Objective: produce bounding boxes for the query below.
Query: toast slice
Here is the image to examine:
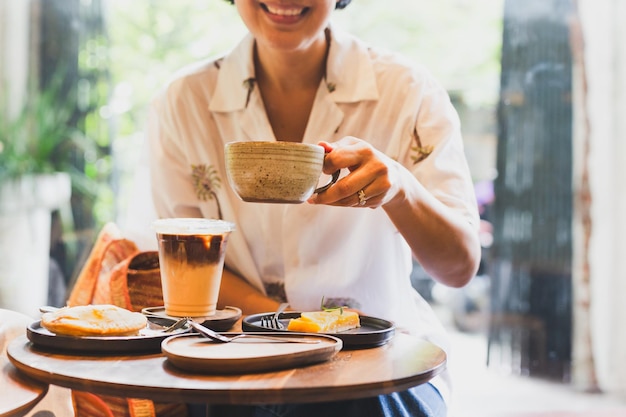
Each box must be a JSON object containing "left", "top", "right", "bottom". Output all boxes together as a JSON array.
[{"left": 41, "top": 304, "right": 147, "bottom": 336}]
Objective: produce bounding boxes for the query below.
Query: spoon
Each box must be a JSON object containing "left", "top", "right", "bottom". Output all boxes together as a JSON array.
[
  {"left": 188, "top": 321, "right": 319, "bottom": 344},
  {"left": 160, "top": 317, "right": 189, "bottom": 333}
]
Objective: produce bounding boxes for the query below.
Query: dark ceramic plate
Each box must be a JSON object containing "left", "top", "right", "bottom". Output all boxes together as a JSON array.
[
  {"left": 242, "top": 312, "right": 395, "bottom": 349},
  {"left": 141, "top": 306, "right": 242, "bottom": 332},
  {"left": 26, "top": 316, "right": 190, "bottom": 354}
]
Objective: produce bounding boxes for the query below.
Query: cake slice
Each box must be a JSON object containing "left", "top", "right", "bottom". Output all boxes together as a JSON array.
[{"left": 287, "top": 309, "right": 360, "bottom": 333}]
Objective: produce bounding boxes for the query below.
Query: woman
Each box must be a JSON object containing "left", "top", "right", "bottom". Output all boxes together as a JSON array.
[{"left": 147, "top": 1, "right": 481, "bottom": 415}]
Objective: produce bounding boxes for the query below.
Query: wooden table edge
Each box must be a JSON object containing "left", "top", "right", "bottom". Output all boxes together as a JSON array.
[
  {"left": 8, "top": 356, "right": 445, "bottom": 405},
  {"left": 8, "top": 334, "right": 447, "bottom": 405},
  {"left": 0, "top": 361, "right": 49, "bottom": 417}
]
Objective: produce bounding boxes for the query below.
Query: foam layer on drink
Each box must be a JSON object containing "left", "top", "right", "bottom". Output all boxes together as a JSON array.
[{"left": 153, "top": 218, "right": 235, "bottom": 236}]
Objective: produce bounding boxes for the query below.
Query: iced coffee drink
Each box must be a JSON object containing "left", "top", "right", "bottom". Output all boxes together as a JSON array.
[{"left": 153, "top": 218, "right": 235, "bottom": 317}]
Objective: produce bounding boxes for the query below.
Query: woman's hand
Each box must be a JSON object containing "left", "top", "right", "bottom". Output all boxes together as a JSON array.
[
  {"left": 307, "top": 137, "right": 401, "bottom": 208},
  {"left": 308, "top": 136, "right": 481, "bottom": 288}
]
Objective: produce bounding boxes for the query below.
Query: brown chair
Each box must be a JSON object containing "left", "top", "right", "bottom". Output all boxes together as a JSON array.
[{"left": 66, "top": 223, "right": 188, "bottom": 417}]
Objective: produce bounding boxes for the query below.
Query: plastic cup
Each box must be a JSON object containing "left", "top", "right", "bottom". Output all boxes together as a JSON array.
[{"left": 153, "top": 218, "right": 235, "bottom": 317}]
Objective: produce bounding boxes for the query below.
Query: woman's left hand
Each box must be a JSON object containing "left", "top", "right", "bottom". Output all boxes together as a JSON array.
[{"left": 307, "top": 137, "right": 401, "bottom": 208}]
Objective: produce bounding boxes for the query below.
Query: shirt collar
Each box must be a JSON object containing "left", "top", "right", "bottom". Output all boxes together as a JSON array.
[
  {"left": 209, "top": 26, "right": 379, "bottom": 113},
  {"left": 325, "top": 26, "right": 379, "bottom": 103}
]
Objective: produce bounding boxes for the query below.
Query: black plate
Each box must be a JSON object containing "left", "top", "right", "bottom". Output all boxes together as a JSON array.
[
  {"left": 141, "top": 306, "right": 242, "bottom": 332},
  {"left": 26, "top": 317, "right": 190, "bottom": 354},
  {"left": 242, "top": 312, "right": 395, "bottom": 349}
]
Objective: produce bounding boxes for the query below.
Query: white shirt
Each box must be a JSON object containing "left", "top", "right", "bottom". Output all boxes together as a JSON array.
[{"left": 146, "top": 27, "right": 479, "bottom": 403}]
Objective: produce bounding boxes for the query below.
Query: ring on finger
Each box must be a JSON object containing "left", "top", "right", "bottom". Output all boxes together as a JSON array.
[{"left": 357, "top": 189, "right": 367, "bottom": 206}]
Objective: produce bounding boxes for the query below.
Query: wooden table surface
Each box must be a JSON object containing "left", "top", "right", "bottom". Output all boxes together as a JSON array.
[
  {"left": 7, "top": 332, "right": 446, "bottom": 405},
  {"left": 0, "top": 354, "right": 48, "bottom": 417}
]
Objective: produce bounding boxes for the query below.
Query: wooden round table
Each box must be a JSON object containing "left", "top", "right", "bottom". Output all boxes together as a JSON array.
[
  {"left": 1, "top": 355, "right": 48, "bottom": 417},
  {"left": 7, "top": 333, "right": 446, "bottom": 405}
]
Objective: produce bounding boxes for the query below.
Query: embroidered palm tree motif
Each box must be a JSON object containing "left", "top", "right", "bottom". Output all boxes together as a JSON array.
[
  {"left": 191, "top": 164, "right": 223, "bottom": 220},
  {"left": 411, "top": 145, "right": 434, "bottom": 163},
  {"left": 410, "top": 127, "right": 433, "bottom": 164}
]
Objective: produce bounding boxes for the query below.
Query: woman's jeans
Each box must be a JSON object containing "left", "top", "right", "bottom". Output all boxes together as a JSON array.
[{"left": 191, "top": 383, "right": 446, "bottom": 417}]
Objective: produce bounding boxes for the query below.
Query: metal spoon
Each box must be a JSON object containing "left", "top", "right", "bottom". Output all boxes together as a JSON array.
[
  {"left": 188, "top": 321, "right": 319, "bottom": 344},
  {"left": 160, "top": 317, "right": 189, "bottom": 333}
]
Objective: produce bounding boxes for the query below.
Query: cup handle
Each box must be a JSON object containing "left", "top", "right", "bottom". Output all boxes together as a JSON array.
[{"left": 314, "top": 170, "right": 340, "bottom": 194}]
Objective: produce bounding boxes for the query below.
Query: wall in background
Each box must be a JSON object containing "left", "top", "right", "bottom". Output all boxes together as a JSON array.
[{"left": 0, "top": 0, "right": 30, "bottom": 113}]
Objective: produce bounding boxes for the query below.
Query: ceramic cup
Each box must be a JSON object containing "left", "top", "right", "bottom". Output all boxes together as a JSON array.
[
  {"left": 153, "top": 218, "right": 235, "bottom": 317},
  {"left": 224, "top": 141, "right": 340, "bottom": 204}
]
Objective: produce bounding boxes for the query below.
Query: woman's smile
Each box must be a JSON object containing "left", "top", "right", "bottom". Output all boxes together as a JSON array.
[
  {"left": 259, "top": 2, "right": 311, "bottom": 24},
  {"left": 236, "top": 0, "right": 334, "bottom": 53}
]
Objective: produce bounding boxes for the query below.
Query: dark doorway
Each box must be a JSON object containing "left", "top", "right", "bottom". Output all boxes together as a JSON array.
[{"left": 488, "top": 0, "right": 574, "bottom": 381}]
